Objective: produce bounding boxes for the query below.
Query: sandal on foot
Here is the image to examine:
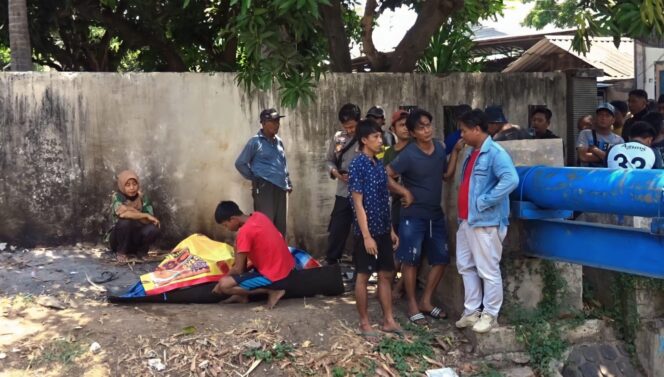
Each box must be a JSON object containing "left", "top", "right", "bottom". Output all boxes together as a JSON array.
[
  {"left": 359, "top": 331, "right": 382, "bottom": 342},
  {"left": 382, "top": 328, "right": 405, "bottom": 337},
  {"left": 408, "top": 312, "right": 427, "bottom": 325},
  {"left": 424, "top": 307, "right": 448, "bottom": 319}
]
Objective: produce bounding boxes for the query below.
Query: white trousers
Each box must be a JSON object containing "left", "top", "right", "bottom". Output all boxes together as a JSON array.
[{"left": 456, "top": 221, "right": 506, "bottom": 317}]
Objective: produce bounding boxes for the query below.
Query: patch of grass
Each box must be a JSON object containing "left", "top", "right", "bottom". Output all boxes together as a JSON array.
[
  {"left": 332, "top": 366, "right": 346, "bottom": 377},
  {"left": 36, "top": 338, "right": 85, "bottom": 365},
  {"left": 375, "top": 323, "right": 434, "bottom": 375},
  {"left": 472, "top": 362, "right": 505, "bottom": 377},
  {"left": 243, "top": 341, "right": 294, "bottom": 362}
]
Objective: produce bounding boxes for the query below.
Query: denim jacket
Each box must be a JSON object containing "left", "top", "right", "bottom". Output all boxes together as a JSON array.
[
  {"left": 235, "top": 130, "right": 292, "bottom": 191},
  {"left": 460, "top": 137, "right": 519, "bottom": 228}
]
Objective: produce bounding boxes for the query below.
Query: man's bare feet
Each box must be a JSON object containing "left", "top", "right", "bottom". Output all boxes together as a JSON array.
[
  {"left": 116, "top": 253, "right": 128, "bottom": 263},
  {"left": 222, "top": 295, "right": 249, "bottom": 304},
  {"left": 265, "top": 289, "right": 286, "bottom": 309}
]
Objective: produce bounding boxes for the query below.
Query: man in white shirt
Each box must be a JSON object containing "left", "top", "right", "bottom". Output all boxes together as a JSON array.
[{"left": 607, "top": 121, "right": 662, "bottom": 169}]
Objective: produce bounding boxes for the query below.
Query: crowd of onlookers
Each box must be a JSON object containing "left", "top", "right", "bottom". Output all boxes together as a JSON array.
[
  {"left": 575, "top": 91, "right": 664, "bottom": 169},
  {"left": 104, "top": 90, "right": 664, "bottom": 338}
]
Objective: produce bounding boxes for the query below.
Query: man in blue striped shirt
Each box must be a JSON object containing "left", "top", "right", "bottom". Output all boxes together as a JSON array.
[{"left": 235, "top": 108, "right": 292, "bottom": 236}]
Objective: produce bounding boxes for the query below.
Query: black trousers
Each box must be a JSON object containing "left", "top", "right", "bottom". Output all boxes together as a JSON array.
[
  {"left": 252, "top": 178, "right": 287, "bottom": 236},
  {"left": 325, "top": 195, "right": 353, "bottom": 264},
  {"left": 110, "top": 219, "right": 160, "bottom": 255}
]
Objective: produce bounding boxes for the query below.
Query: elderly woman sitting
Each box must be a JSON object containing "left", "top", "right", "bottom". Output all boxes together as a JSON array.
[{"left": 108, "top": 170, "right": 161, "bottom": 263}]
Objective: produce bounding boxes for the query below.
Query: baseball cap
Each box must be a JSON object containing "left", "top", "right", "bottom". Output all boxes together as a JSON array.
[
  {"left": 485, "top": 105, "right": 508, "bottom": 123},
  {"left": 260, "top": 108, "right": 285, "bottom": 122},
  {"left": 596, "top": 102, "right": 615, "bottom": 116},
  {"left": 366, "top": 106, "right": 385, "bottom": 119},
  {"left": 391, "top": 110, "right": 408, "bottom": 125}
]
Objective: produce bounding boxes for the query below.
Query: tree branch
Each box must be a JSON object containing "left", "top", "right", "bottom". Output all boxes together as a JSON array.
[
  {"left": 388, "top": 0, "right": 464, "bottom": 72},
  {"left": 74, "top": 0, "right": 187, "bottom": 71},
  {"left": 360, "top": 0, "right": 388, "bottom": 71},
  {"left": 319, "top": 0, "right": 352, "bottom": 72}
]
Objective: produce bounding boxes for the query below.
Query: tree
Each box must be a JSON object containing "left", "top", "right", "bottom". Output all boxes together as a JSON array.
[
  {"left": 0, "top": 0, "right": 488, "bottom": 105},
  {"left": 522, "top": 0, "right": 664, "bottom": 53},
  {"left": 417, "top": 0, "right": 503, "bottom": 73},
  {"left": 8, "top": 0, "right": 32, "bottom": 71}
]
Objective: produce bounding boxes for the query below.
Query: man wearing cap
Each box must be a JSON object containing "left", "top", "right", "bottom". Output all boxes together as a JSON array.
[
  {"left": 485, "top": 106, "right": 530, "bottom": 141},
  {"left": 576, "top": 103, "right": 624, "bottom": 167},
  {"left": 235, "top": 108, "right": 292, "bottom": 236},
  {"left": 367, "top": 106, "right": 395, "bottom": 147}
]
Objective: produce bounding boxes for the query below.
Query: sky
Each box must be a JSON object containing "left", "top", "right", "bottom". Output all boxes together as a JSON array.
[{"left": 358, "top": 0, "right": 564, "bottom": 56}]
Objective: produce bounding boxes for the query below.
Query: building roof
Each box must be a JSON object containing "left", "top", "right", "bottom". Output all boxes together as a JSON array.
[{"left": 502, "top": 36, "right": 634, "bottom": 80}]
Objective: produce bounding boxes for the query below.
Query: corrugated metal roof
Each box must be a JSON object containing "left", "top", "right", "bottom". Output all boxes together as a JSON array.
[{"left": 503, "top": 36, "right": 633, "bottom": 79}]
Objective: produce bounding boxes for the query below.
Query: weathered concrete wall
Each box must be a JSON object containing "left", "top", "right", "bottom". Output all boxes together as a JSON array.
[{"left": 0, "top": 72, "right": 568, "bottom": 252}]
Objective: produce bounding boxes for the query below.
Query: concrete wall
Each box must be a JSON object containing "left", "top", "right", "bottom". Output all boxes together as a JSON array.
[{"left": 0, "top": 72, "right": 568, "bottom": 253}]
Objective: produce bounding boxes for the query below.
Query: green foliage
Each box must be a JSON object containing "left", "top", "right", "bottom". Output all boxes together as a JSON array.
[
  {"left": 332, "top": 366, "right": 346, "bottom": 377},
  {"left": 522, "top": 0, "right": 664, "bottom": 54},
  {"left": 342, "top": 0, "right": 363, "bottom": 48},
  {"left": 375, "top": 323, "right": 433, "bottom": 375},
  {"left": 607, "top": 274, "right": 664, "bottom": 349},
  {"left": 243, "top": 341, "right": 295, "bottom": 362},
  {"left": 471, "top": 363, "right": 505, "bottom": 377},
  {"left": 503, "top": 261, "right": 570, "bottom": 377},
  {"left": 37, "top": 339, "right": 85, "bottom": 365},
  {"left": 417, "top": 0, "right": 504, "bottom": 73},
  {"left": 232, "top": 0, "right": 329, "bottom": 107}
]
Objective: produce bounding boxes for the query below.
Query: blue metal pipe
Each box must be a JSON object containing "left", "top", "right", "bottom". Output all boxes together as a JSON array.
[
  {"left": 513, "top": 166, "right": 664, "bottom": 217},
  {"left": 522, "top": 219, "right": 664, "bottom": 279}
]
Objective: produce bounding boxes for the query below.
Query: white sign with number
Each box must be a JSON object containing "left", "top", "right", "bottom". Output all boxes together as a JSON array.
[{"left": 607, "top": 142, "right": 656, "bottom": 169}]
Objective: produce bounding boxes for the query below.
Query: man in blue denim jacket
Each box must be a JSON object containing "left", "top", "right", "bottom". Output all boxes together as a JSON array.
[{"left": 454, "top": 109, "right": 519, "bottom": 334}]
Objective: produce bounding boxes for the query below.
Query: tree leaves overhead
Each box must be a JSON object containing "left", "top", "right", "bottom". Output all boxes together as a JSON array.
[
  {"left": 0, "top": 0, "right": 504, "bottom": 106},
  {"left": 522, "top": 0, "right": 664, "bottom": 54},
  {"left": 417, "top": 0, "right": 504, "bottom": 73}
]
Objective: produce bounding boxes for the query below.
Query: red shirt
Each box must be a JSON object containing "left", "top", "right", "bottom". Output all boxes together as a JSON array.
[
  {"left": 458, "top": 149, "right": 481, "bottom": 220},
  {"left": 236, "top": 212, "right": 294, "bottom": 281}
]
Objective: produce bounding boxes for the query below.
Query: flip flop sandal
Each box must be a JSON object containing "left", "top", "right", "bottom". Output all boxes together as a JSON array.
[
  {"left": 359, "top": 331, "right": 382, "bottom": 342},
  {"left": 382, "top": 328, "right": 405, "bottom": 338},
  {"left": 408, "top": 312, "right": 427, "bottom": 325},
  {"left": 91, "top": 271, "right": 119, "bottom": 284},
  {"left": 425, "top": 307, "right": 448, "bottom": 319}
]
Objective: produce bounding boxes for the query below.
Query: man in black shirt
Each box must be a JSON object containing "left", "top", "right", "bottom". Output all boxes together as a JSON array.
[
  {"left": 530, "top": 107, "right": 559, "bottom": 139},
  {"left": 622, "top": 90, "right": 649, "bottom": 141}
]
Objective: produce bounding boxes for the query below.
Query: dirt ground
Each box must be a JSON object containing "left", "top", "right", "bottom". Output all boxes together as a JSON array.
[{"left": 0, "top": 245, "right": 490, "bottom": 377}]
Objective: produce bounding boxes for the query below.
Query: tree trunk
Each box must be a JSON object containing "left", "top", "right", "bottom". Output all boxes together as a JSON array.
[
  {"left": 388, "top": 0, "right": 463, "bottom": 72},
  {"left": 8, "top": 0, "right": 33, "bottom": 71},
  {"left": 320, "top": 0, "right": 352, "bottom": 72}
]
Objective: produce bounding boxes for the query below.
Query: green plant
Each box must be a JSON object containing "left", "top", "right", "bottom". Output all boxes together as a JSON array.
[
  {"left": 472, "top": 363, "right": 505, "bottom": 377},
  {"left": 243, "top": 342, "right": 295, "bottom": 362},
  {"left": 504, "top": 260, "right": 571, "bottom": 377},
  {"left": 332, "top": 366, "right": 346, "bottom": 377},
  {"left": 37, "top": 339, "right": 85, "bottom": 365},
  {"left": 375, "top": 324, "right": 434, "bottom": 375}
]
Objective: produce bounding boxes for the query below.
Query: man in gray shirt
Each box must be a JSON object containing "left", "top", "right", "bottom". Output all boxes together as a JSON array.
[
  {"left": 577, "top": 103, "right": 624, "bottom": 167},
  {"left": 325, "top": 103, "right": 362, "bottom": 265}
]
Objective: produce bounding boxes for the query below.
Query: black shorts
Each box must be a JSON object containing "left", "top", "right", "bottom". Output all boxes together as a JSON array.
[{"left": 354, "top": 233, "right": 395, "bottom": 274}]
